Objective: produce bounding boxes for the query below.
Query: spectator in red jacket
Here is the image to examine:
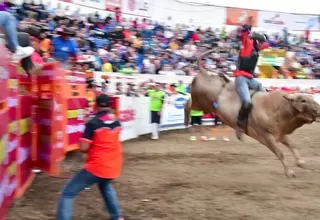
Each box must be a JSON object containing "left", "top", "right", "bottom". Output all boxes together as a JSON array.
[{"left": 191, "top": 31, "right": 200, "bottom": 42}]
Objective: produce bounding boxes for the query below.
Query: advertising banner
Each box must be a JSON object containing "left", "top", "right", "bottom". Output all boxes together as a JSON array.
[
  {"left": 258, "top": 49, "right": 287, "bottom": 66},
  {"left": 69, "top": 0, "right": 106, "bottom": 10},
  {"left": 257, "top": 11, "right": 292, "bottom": 30},
  {"left": 226, "top": 8, "right": 258, "bottom": 26},
  {"left": 105, "top": 0, "right": 122, "bottom": 11},
  {"left": 121, "top": 0, "right": 152, "bottom": 17},
  {"left": 290, "top": 15, "right": 319, "bottom": 31},
  {"left": 161, "top": 94, "right": 188, "bottom": 128},
  {"left": 118, "top": 96, "right": 137, "bottom": 141}
]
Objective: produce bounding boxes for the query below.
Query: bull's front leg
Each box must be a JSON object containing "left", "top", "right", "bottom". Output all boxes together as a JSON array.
[
  {"left": 279, "top": 135, "right": 306, "bottom": 169},
  {"left": 260, "top": 134, "right": 295, "bottom": 178}
]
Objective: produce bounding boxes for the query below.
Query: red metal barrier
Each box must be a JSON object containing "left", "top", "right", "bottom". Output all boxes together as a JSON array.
[
  {"left": 65, "top": 71, "right": 86, "bottom": 152},
  {"left": 32, "top": 62, "right": 67, "bottom": 176},
  {"left": 1, "top": 60, "right": 121, "bottom": 218},
  {"left": 0, "top": 46, "right": 12, "bottom": 220}
]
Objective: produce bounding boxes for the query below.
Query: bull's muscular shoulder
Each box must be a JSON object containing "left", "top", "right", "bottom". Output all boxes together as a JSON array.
[{"left": 254, "top": 90, "right": 287, "bottom": 112}]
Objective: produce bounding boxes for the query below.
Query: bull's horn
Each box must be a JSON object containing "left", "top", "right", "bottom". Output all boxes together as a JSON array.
[{"left": 196, "top": 49, "right": 216, "bottom": 75}]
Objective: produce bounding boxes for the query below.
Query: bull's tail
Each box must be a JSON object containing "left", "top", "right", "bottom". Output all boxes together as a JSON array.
[
  {"left": 196, "top": 49, "right": 216, "bottom": 75},
  {"left": 184, "top": 99, "right": 191, "bottom": 126}
]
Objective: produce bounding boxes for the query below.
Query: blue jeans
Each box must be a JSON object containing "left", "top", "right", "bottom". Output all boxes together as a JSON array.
[
  {"left": 137, "top": 53, "right": 144, "bottom": 73},
  {"left": 0, "top": 11, "right": 19, "bottom": 52},
  {"left": 235, "top": 76, "right": 266, "bottom": 104},
  {"left": 57, "top": 169, "right": 122, "bottom": 220}
]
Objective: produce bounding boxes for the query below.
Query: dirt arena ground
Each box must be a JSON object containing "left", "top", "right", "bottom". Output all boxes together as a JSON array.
[{"left": 7, "top": 124, "right": 320, "bottom": 220}]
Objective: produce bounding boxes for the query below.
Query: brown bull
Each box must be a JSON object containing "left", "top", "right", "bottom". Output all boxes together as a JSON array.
[{"left": 185, "top": 49, "right": 320, "bottom": 178}]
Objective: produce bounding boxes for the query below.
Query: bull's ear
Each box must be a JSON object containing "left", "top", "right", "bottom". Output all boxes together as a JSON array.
[{"left": 283, "top": 93, "right": 296, "bottom": 101}]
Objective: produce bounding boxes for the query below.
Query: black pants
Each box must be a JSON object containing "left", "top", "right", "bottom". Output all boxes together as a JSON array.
[
  {"left": 191, "top": 116, "right": 202, "bottom": 125},
  {"left": 150, "top": 111, "right": 161, "bottom": 124},
  {"left": 214, "top": 115, "right": 222, "bottom": 126},
  {"left": 17, "top": 32, "right": 34, "bottom": 73}
]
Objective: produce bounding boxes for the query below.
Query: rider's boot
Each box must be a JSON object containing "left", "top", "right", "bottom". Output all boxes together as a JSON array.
[
  {"left": 235, "top": 102, "right": 252, "bottom": 141},
  {"left": 237, "top": 102, "right": 253, "bottom": 130}
]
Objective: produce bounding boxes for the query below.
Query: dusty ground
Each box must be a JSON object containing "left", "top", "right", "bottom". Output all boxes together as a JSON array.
[{"left": 7, "top": 124, "right": 320, "bottom": 220}]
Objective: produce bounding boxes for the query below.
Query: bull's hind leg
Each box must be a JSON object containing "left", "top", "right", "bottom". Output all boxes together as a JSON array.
[
  {"left": 260, "top": 134, "right": 295, "bottom": 178},
  {"left": 279, "top": 135, "right": 306, "bottom": 169}
]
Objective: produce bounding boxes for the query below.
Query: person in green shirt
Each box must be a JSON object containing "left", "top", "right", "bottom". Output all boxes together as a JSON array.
[
  {"left": 146, "top": 83, "right": 166, "bottom": 140},
  {"left": 188, "top": 95, "right": 208, "bottom": 141},
  {"left": 175, "top": 80, "right": 187, "bottom": 94}
]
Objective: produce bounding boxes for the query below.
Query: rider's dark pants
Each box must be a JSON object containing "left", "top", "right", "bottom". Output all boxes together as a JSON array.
[{"left": 17, "top": 32, "right": 35, "bottom": 73}]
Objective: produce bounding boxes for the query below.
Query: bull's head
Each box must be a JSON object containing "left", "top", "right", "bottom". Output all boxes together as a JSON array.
[{"left": 284, "top": 93, "right": 320, "bottom": 123}]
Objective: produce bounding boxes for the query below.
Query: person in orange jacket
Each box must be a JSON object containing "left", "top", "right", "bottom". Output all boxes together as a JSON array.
[{"left": 57, "top": 94, "right": 124, "bottom": 220}]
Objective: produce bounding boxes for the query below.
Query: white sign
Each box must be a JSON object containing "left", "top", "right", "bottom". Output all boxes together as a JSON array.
[
  {"left": 119, "top": 96, "right": 138, "bottom": 141},
  {"left": 106, "top": 0, "right": 121, "bottom": 10},
  {"left": 290, "top": 15, "right": 319, "bottom": 31},
  {"left": 71, "top": 0, "right": 106, "bottom": 10},
  {"left": 258, "top": 11, "right": 293, "bottom": 30},
  {"left": 161, "top": 94, "right": 189, "bottom": 128},
  {"left": 121, "top": 0, "right": 152, "bottom": 17}
]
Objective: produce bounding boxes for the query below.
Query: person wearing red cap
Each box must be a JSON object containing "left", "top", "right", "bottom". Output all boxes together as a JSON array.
[{"left": 57, "top": 94, "right": 124, "bottom": 220}]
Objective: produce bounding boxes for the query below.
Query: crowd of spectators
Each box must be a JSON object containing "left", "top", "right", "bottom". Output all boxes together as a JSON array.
[{"left": 1, "top": 0, "right": 320, "bottom": 79}]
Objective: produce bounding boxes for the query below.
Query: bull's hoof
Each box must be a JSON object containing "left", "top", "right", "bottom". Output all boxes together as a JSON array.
[
  {"left": 285, "top": 169, "right": 296, "bottom": 178},
  {"left": 235, "top": 129, "right": 244, "bottom": 142},
  {"left": 297, "top": 160, "right": 307, "bottom": 169}
]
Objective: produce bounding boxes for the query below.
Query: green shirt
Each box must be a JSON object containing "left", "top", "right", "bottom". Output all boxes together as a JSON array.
[
  {"left": 148, "top": 90, "right": 165, "bottom": 111},
  {"left": 175, "top": 85, "right": 186, "bottom": 94},
  {"left": 189, "top": 95, "right": 203, "bottom": 116}
]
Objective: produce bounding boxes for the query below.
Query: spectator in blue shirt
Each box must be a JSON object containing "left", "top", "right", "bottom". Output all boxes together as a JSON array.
[{"left": 52, "top": 28, "right": 78, "bottom": 65}]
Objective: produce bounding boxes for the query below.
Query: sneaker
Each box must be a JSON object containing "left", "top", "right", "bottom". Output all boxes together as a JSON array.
[
  {"left": 189, "top": 136, "right": 197, "bottom": 141},
  {"left": 223, "top": 137, "right": 230, "bottom": 142},
  {"left": 12, "top": 46, "right": 35, "bottom": 62},
  {"left": 32, "top": 169, "right": 41, "bottom": 173},
  {"left": 201, "top": 136, "right": 208, "bottom": 141},
  {"left": 209, "top": 137, "right": 217, "bottom": 141},
  {"left": 151, "top": 136, "right": 159, "bottom": 140}
]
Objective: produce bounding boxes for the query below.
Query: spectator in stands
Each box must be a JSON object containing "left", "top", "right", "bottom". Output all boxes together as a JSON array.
[
  {"left": 0, "top": 11, "right": 34, "bottom": 62},
  {"left": 126, "top": 83, "right": 139, "bottom": 97},
  {"left": 51, "top": 28, "right": 78, "bottom": 66},
  {"left": 30, "top": 36, "right": 44, "bottom": 64},
  {"left": 57, "top": 94, "right": 124, "bottom": 220},
  {"left": 3, "top": 0, "right": 320, "bottom": 79},
  {"left": 115, "top": 82, "right": 123, "bottom": 95},
  {"left": 102, "top": 57, "right": 113, "bottom": 72},
  {"left": 133, "top": 33, "right": 144, "bottom": 73},
  {"left": 39, "top": 28, "right": 52, "bottom": 61}
]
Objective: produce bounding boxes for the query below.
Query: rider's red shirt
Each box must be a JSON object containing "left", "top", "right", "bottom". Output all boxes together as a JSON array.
[{"left": 234, "top": 27, "right": 269, "bottom": 78}]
